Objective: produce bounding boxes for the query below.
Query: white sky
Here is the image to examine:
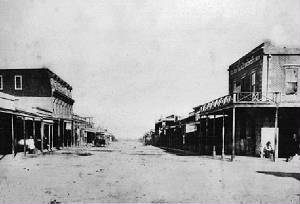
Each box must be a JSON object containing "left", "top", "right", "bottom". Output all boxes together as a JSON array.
[{"left": 0, "top": 0, "right": 299, "bottom": 139}]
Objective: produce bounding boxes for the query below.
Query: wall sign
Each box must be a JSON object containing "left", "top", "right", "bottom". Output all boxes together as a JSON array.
[{"left": 230, "top": 55, "right": 261, "bottom": 75}]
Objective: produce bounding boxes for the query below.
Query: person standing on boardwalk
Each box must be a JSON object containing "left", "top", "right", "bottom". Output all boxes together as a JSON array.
[{"left": 286, "top": 133, "right": 298, "bottom": 162}]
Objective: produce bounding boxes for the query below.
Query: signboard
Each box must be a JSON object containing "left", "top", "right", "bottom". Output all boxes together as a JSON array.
[
  {"left": 230, "top": 55, "right": 261, "bottom": 76},
  {"left": 186, "top": 123, "right": 197, "bottom": 133},
  {"left": 66, "top": 122, "right": 72, "bottom": 130}
]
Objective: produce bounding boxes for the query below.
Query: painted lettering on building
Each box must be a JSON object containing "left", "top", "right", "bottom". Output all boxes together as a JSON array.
[{"left": 230, "top": 55, "right": 261, "bottom": 75}]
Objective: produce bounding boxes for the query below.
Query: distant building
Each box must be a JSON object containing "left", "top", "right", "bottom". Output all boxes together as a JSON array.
[{"left": 154, "top": 115, "right": 180, "bottom": 147}]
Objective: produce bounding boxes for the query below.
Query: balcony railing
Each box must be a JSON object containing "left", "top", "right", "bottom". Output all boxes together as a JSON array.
[
  {"left": 196, "top": 92, "right": 279, "bottom": 114},
  {"left": 234, "top": 92, "right": 278, "bottom": 103}
]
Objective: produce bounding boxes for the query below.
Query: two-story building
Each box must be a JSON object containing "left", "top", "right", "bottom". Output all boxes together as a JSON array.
[
  {"left": 193, "top": 41, "right": 300, "bottom": 159},
  {"left": 0, "top": 68, "right": 75, "bottom": 152}
]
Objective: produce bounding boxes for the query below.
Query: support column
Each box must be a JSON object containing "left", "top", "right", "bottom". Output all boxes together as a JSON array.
[
  {"left": 23, "top": 118, "right": 26, "bottom": 156},
  {"left": 33, "top": 120, "right": 36, "bottom": 140},
  {"left": 51, "top": 125, "right": 54, "bottom": 149},
  {"left": 71, "top": 120, "right": 74, "bottom": 147},
  {"left": 221, "top": 112, "right": 225, "bottom": 160},
  {"left": 274, "top": 106, "right": 279, "bottom": 161},
  {"left": 58, "top": 120, "right": 60, "bottom": 148},
  {"left": 62, "top": 121, "right": 65, "bottom": 148},
  {"left": 48, "top": 124, "right": 51, "bottom": 150},
  {"left": 41, "top": 122, "right": 44, "bottom": 152},
  {"left": 11, "top": 115, "right": 14, "bottom": 157},
  {"left": 198, "top": 116, "right": 201, "bottom": 154},
  {"left": 231, "top": 107, "right": 236, "bottom": 161},
  {"left": 213, "top": 115, "right": 216, "bottom": 157},
  {"left": 205, "top": 115, "right": 209, "bottom": 155}
]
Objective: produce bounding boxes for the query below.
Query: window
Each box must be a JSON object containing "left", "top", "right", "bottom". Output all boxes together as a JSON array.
[
  {"left": 285, "top": 67, "right": 298, "bottom": 95},
  {"left": 14, "top": 75, "right": 22, "bottom": 90},
  {"left": 251, "top": 72, "right": 256, "bottom": 92},
  {"left": 233, "top": 81, "right": 241, "bottom": 93},
  {"left": 0, "top": 75, "right": 2, "bottom": 90}
]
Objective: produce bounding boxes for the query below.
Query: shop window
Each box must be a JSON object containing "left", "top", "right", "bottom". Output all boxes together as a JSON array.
[
  {"left": 285, "top": 67, "right": 298, "bottom": 95},
  {"left": 14, "top": 75, "right": 22, "bottom": 90}
]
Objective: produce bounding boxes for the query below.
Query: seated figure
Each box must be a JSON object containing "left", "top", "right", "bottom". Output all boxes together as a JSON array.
[{"left": 263, "top": 141, "right": 274, "bottom": 158}]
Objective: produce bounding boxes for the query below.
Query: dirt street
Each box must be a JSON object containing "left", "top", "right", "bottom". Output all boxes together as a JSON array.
[{"left": 0, "top": 140, "right": 299, "bottom": 203}]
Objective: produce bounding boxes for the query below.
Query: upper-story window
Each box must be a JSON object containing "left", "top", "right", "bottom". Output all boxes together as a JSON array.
[
  {"left": 14, "top": 75, "right": 22, "bottom": 90},
  {"left": 285, "top": 66, "right": 298, "bottom": 95},
  {"left": 0, "top": 75, "right": 3, "bottom": 90},
  {"left": 233, "top": 80, "right": 241, "bottom": 93}
]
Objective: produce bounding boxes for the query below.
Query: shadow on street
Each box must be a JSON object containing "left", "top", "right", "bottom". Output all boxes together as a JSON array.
[
  {"left": 257, "top": 171, "right": 300, "bottom": 181},
  {"left": 0, "top": 154, "right": 6, "bottom": 160}
]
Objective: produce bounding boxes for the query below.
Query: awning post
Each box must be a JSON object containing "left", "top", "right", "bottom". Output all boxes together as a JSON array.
[
  {"left": 23, "top": 118, "right": 26, "bottom": 156},
  {"left": 198, "top": 116, "right": 201, "bottom": 154},
  {"left": 205, "top": 115, "right": 209, "bottom": 155},
  {"left": 221, "top": 112, "right": 225, "bottom": 160},
  {"left": 273, "top": 105, "right": 279, "bottom": 161},
  {"left": 231, "top": 107, "right": 236, "bottom": 161},
  {"left": 41, "top": 122, "right": 44, "bottom": 152},
  {"left": 11, "top": 115, "right": 15, "bottom": 157},
  {"left": 213, "top": 115, "right": 216, "bottom": 158}
]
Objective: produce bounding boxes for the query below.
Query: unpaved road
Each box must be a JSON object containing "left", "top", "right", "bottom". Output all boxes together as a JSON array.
[{"left": 0, "top": 140, "right": 299, "bottom": 203}]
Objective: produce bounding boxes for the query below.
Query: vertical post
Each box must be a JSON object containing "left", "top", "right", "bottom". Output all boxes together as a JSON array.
[
  {"left": 51, "top": 125, "right": 54, "bottom": 149},
  {"left": 274, "top": 105, "right": 279, "bottom": 161},
  {"left": 23, "top": 118, "right": 26, "bottom": 156},
  {"left": 41, "top": 122, "right": 44, "bottom": 152},
  {"left": 198, "top": 116, "right": 201, "bottom": 154},
  {"left": 205, "top": 115, "right": 209, "bottom": 155},
  {"left": 231, "top": 107, "right": 236, "bottom": 161},
  {"left": 48, "top": 124, "right": 50, "bottom": 150},
  {"left": 58, "top": 120, "right": 60, "bottom": 148},
  {"left": 33, "top": 120, "right": 36, "bottom": 140},
  {"left": 222, "top": 112, "right": 225, "bottom": 160},
  {"left": 62, "top": 121, "right": 65, "bottom": 148},
  {"left": 71, "top": 120, "right": 74, "bottom": 147},
  {"left": 11, "top": 115, "right": 15, "bottom": 157},
  {"left": 213, "top": 115, "right": 216, "bottom": 158}
]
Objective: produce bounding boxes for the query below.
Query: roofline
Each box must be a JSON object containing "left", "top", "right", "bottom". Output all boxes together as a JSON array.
[
  {"left": 0, "top": 67, "right": 73, "bottom": 90},
  {"left": 228, "top": 42, "right": 265, "bottom": 71},
  {"left": 45, "top": 68, "right": 73, "bottom": 90},
  {"left": 228, "top": 41, "right": 300, "bottom": 71}
]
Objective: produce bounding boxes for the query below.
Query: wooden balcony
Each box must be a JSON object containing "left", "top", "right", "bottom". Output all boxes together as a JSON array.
[{"left": 194, "top": 92, "right": 280, "bottom": 114}]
